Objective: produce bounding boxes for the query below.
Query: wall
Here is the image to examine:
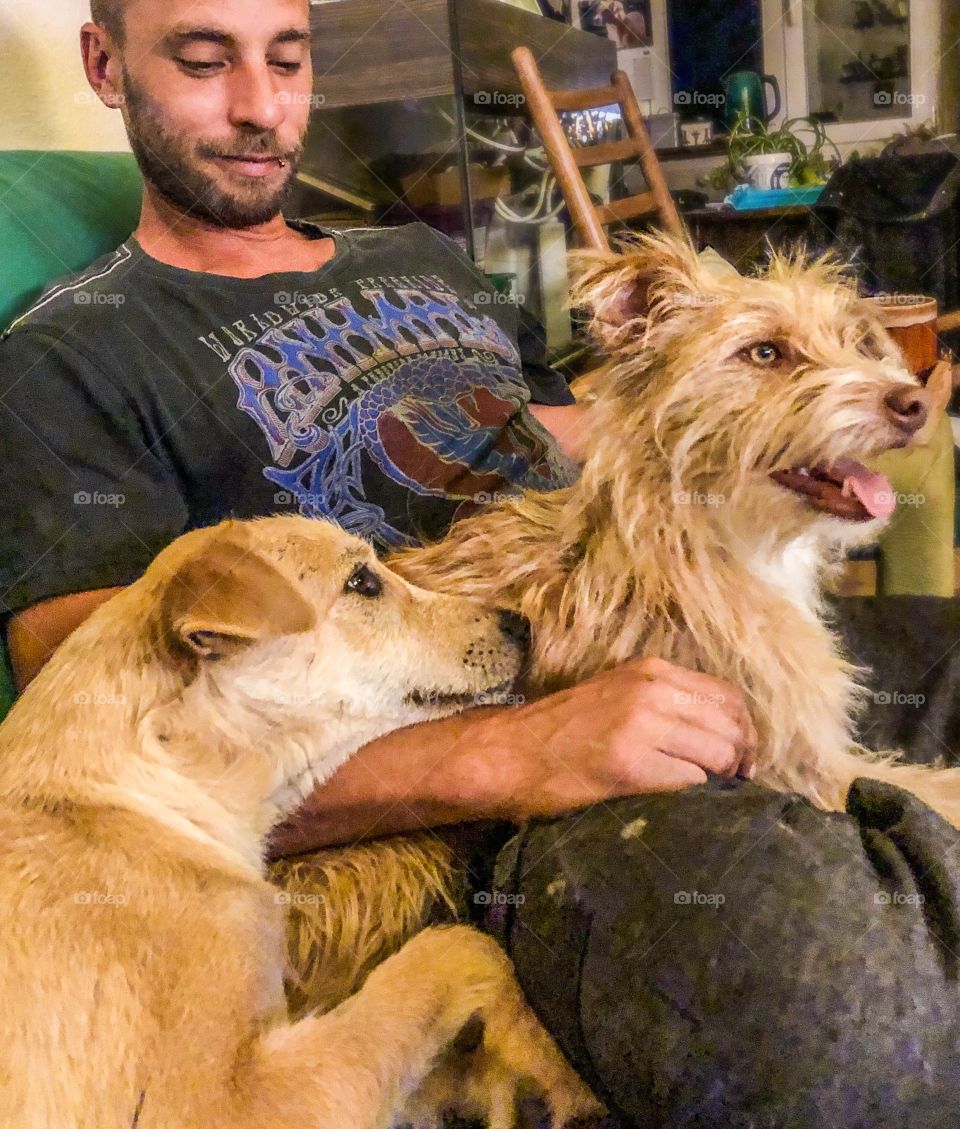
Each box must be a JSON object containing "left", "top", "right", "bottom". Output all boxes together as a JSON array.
[{"left": 0, "top": 0, "right": 129, "bottom": 151}]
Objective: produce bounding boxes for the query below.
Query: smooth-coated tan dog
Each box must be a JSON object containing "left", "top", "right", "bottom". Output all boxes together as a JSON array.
[
  {"left": 275, "top": 232, "right": 960, "bottom": 1022},
  {"left": 0, "top": 514, "right": 597, "bottom": 1129}
]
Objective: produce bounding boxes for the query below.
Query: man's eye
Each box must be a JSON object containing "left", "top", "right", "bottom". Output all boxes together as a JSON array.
[
  {"left": 741, "top": 340, "right": 783, "bottom": 366},
  {"left": 176, "top": 59, "right": 224, "bottom": 74},
  {"left": 344, "top": 564, "right": 382, "bottom": 599},
  {"left": 271, "top": 60, "right": 303, "bottom": 73}
]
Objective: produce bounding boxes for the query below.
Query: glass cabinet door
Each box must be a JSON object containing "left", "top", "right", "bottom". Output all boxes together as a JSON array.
[
  {"left": 761, "top": 0, "right": 939, "bottom": 144},
  {"left": 803, "top": 0, "right": 911, "bottom": 123}
]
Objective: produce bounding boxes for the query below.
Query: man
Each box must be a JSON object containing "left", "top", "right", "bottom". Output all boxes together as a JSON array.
[{"left": 0, "top": 0, "right": 755, "bottom": 855}]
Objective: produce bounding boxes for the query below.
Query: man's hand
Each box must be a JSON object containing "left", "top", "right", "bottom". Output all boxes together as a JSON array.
[
  {"left": 473, "top": 656, "right": 756, "bottom": 820},
  {"left": 269, "top": 655, "right": 756, "bottom": 855}
]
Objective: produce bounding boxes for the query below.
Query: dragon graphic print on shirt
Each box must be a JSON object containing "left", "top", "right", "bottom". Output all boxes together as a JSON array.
[{"left": 219, "top": 271, "right": 574, "bottom": 548}]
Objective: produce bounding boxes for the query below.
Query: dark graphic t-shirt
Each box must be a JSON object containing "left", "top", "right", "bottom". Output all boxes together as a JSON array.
[{"left": 0, "top": 221, "right": 576, "bottom": 614}]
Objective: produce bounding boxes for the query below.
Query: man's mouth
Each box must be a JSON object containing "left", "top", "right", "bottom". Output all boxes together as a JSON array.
[
  {"left": 770, "top": 460, "right": 895, "bottom": 522},
  {"left": 212, "top": 154, "right": 286, "bottom": 178}
]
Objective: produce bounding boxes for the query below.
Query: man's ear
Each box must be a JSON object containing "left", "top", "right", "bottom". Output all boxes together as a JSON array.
[
  {"left": 569, "top": 230, "right": 712, "bottom": 350},
  {"left": 161, "top": 537, "right": 315, "bottom": 660},
  {"left": 79, "top": 23, "right": 125, "bottom": 110}
]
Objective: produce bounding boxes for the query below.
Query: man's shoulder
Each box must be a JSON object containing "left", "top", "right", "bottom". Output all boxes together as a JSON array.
[
  {"left": 2, "top": 243, "right": 137, "bottom": 343},
  {"left": 333, "top": 221, "right": 478, "bottom": 274}
]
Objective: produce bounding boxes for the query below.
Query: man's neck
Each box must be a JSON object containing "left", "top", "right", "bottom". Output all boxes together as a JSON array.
[{"left": 132, "top": 185, "right": 336, "bottom": 279}]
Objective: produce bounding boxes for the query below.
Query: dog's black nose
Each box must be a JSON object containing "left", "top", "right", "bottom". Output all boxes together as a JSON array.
[
  {"left": 883, "top": 384, "right": 929, "bottom": 435},
  {"left": 498, "top": 609, "right": 531, "bottom": 651}
]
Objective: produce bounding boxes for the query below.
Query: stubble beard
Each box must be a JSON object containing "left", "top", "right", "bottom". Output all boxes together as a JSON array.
[{"left": 121, "top": 64, "right": 305, "bottom": 229}]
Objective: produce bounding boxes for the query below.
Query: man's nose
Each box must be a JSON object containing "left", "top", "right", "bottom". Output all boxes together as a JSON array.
[{"left": 227, "top": 65, "right": 286, "bottom": 132}]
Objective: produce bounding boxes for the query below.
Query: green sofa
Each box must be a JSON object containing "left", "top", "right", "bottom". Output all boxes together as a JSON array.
[
  {"left": 0, "top": 149, "right": 954, "bottom": 721},
  {"left": 0, "top": 151, "right": 141, "bottom": 715}
]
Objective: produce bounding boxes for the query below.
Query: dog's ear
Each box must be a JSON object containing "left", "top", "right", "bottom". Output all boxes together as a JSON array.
[
  {"left": 160, "top": 537, "right": 315, "bottom": 660},
  {"left": 570, "top": 232, "right": 721, "bottom": 349}
]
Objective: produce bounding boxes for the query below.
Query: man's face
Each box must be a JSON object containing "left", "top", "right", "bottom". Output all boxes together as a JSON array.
[{"left": 111, "top": 0, "right": 313, "bottom": 228}]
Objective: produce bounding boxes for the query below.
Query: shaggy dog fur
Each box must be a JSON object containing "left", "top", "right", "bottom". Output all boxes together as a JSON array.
[
  {"left": 0, "top": 515, "right": 597, "bottom": 1129},
  {"left": 272, "top": 232, "right": 960, "bottom": 1023}
]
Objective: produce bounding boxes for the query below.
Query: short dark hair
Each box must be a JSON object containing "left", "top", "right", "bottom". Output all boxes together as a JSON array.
[{"left": 90, "top": 0, "right": 126, "bottom": 45}]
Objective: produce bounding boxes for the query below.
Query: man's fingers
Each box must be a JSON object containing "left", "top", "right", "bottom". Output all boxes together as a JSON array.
[
  {"left": 636, "top": 750, "right": 708, "bottom": 791},
  {"left": 643, "top": 715, "right": 744, "bottom": 777},
  {"left": 639, "top": 679, "right": 752, "bottom": 777},
  {"left": 633, "top": 656, "right": 757, "bottom": 754}
]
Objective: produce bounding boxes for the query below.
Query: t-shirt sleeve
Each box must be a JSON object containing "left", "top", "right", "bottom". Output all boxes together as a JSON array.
[
  {"left": 515, "top": 304, "right": 576, "bottom": 407},
  {"left": 0, "top": 328, "right": 189, "bottom": 615}
]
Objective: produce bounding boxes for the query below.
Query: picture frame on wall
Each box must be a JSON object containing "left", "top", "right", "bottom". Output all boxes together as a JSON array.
[
  {"left": 578, "top": 0, "right": 653, "bottom": 47},
  {"left": 536, "top": 0, "right": 573, "bottom": 19}
]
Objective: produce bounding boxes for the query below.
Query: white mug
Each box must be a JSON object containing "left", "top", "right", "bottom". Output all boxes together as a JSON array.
[{"left": 740, "top": 152, "right": 792, "bottom": 190}]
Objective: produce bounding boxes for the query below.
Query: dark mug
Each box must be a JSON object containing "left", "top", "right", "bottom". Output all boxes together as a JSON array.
[{"left": 723, "top": 70, "right": 782, "bottom": 130}]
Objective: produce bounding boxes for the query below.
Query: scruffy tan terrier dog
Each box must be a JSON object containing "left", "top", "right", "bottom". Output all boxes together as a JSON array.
[{"left": 273, "top": 231, "right": 960, "bottom": 1023}]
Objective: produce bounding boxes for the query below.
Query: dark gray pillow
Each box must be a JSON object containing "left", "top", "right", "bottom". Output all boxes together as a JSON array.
[{"left": 488, "top": 778, "right": 960, "bottom": 1129}]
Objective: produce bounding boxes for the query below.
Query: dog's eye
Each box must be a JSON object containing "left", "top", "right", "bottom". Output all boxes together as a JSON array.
[
  {"left": 743, "top": 340, "right": 782, "bottom": 366},
  {"left": 344, "top": 564, "right": 382, "bottom": 598},
  {"left": 860, "top": 333, "right": 886, "bottom": 359}
]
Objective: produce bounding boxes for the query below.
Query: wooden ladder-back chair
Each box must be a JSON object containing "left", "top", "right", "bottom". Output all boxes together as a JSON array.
[{"left": 511, "top": 44, "right": 683, "bottom": 252}]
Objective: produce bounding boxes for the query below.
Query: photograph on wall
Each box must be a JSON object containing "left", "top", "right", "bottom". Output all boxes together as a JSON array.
[{"left": 578, "top": 1, "right": 653, "bottom": 47}]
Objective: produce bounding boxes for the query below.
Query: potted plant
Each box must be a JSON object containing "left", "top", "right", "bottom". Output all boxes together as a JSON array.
[{"left": 703, "top": 114, "right": 842, "bottom": 192}]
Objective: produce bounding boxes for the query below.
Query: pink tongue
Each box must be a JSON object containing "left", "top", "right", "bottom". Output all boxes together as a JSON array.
[{"left": 830, "top": 458, "right": 896, "bottom": 519}]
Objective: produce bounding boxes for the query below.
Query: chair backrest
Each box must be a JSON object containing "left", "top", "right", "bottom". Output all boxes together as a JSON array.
[{"left": 511, "top": 45, "right": 683, "bottom": 251}]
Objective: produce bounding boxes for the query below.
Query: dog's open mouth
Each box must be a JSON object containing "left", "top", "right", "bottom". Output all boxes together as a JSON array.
[{"left": 770, "top": 459, "right": 895, "bottom": 522}]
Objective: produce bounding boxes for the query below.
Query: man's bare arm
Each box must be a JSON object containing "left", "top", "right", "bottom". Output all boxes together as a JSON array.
[
  {"left": 268, "top": 656, "right": 756, "bottom": 857},
  {"left": 7, "top": 588, "right": 124, "bottom": 691},
  {"left": 7, "top": 590, "right": 755, "bottom": 858},
  {"left": 528, "top": 403, "right": 588, "bottom": 462}
]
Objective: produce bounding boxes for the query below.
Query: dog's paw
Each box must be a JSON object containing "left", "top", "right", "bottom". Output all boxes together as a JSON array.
[{"left": 398, "top": 932, "right": 605, "bottom": 1129}]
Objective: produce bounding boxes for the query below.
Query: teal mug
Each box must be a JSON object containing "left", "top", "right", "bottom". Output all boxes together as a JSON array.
[{"left": 723, "top": 70, "right": 782, "bottom": 131}]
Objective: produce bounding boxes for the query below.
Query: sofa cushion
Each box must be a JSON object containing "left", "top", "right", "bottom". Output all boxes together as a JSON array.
[{"left": 0, "top": 150, "right": 141, "bottom": 329}]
